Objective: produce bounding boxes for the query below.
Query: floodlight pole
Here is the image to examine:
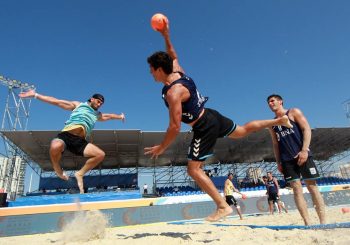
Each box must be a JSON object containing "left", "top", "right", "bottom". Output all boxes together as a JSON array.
[{"left": 0, "top": 74, "right": 38, "bottom": 199}]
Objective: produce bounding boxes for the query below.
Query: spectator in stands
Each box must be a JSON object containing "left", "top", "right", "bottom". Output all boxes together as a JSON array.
[
  {"left": 19, "top": 90, "right": 125, "bottom": 194},
  {"left": 224, "top": 173, "right": 244, "bottom": 220},
  {"left": 143, "top": 183, "right": 148, "bottom": 194},
  {"left": 267, "top": 94, "right": 325, "bottom": 225},
  {"left": 144, "top": 21, "right": 292, "bottom": 222}
]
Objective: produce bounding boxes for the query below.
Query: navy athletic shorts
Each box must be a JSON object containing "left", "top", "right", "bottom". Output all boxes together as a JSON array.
[
  {"left": 282, "top": 156, "right": 320, "bottom": 182},
  {"left": 268, "top": 192, "right": 279, "bottom": 203},
  {"left": 188, "top": 108, "right": 236, "bottom": 161}
]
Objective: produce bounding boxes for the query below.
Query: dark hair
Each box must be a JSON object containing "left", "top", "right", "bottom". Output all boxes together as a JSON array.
[
  {"left": 147, "top": 51, "right": 173, "bottom": 74},
  {"left": 267, "top": 94, "right": 283, "bottom": 103},
  {"left": 262, "top": 176, "right": 267, "bottom": 179},
  {"left": 228, "top": 173, "right": 233, "bottom": 177},
  {"left": 88, "top": 93, "right": 104, "bottom": 103},
  {"left": 267, "top": 171, "right": 272, "bottom": 175}
]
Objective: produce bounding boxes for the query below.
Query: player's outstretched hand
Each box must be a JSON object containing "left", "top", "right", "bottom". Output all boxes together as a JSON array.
[{"left": 19, "top": 89, "right": 35, "bottom": 98}]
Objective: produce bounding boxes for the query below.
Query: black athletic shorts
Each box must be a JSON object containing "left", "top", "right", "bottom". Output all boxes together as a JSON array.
[
  {"left": 268, "top": 192, "right": 279, "bottom": 203},
  {"left": 55, "top": 131, "right": 88, "bottom": 156},
  {"left": 226, "top": 195, "right": 238, "bottom": 207},
  {"left": 282, "top": 156, "right": 320, "bottom": 182},
  {"left": 188, "top": 108, "right": 236, "bottom": 161}
]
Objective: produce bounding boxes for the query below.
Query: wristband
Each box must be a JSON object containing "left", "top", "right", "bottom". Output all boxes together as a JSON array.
[{"left": 34, "top": 93, "right": 38, "bottom": 99}]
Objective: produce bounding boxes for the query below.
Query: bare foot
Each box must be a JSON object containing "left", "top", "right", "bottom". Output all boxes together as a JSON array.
[
  {"left": 74, "top": 172, "right": 84, "bottom": 194},
  {"left": 280, "top": 115, "right": 293, "bottom": 128},
  {"left": 205, "top": 206, "right": 233, "bottom": 222},
  {"left": 57, "top": 172, "right": 69, "bottom": 181}
]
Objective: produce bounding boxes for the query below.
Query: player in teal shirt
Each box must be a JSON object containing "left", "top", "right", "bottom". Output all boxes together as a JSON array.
[{"left": 20, "top": 90, "right": 125, "bottom": 194}]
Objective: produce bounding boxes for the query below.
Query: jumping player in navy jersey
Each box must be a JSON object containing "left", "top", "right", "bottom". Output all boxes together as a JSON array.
[
  {"left": 267, "top": 94, "right": 325, "bottom": 225},
  {"left": 144, "top": 20, "right": 293, "bottom": 222}
]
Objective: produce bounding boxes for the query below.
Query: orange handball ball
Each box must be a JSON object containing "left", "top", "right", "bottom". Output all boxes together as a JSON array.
[
  {"left": 150, "top": 13, "right": 168, "bottom": 31},
  {"left": 242, "top": 194, "right": 247, "bottom": 200}
]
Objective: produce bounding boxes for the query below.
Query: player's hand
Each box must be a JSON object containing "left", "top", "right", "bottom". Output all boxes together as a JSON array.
[
  {"left": 159, "top": 19, "right": 169, "bottom": 36},
  {"left": 120, "top": 113, "right": 125, "bottom": 123},
  {"left": 277, "top": 163, "right": 283, "bottom": 173},
  {"left": 19, "top": 89, "right": 35, "bottom": 98},
  {"left": 144, "top": 145, "right": 165, "bottom": 159},
  {"left": 295, "top": 150, "right": 308, "bottom": 166}
]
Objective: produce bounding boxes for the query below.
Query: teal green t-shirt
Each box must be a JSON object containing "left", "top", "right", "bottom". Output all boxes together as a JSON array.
[{"left": 63, "top": 102, "right": 101, "bottom": 137}]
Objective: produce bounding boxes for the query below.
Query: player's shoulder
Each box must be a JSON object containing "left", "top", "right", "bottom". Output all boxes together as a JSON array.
[{"left": 288, "top": 107, "right": 303, "bottom": 115}]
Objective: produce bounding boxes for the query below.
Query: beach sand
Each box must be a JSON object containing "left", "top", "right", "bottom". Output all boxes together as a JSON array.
[{"left": 1, "top": 205, "right": 349, "bottom": 245}]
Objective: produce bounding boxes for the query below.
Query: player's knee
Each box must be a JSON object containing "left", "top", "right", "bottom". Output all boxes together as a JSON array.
[
  {"left": 187, "top": 167, "right": 195, "bottom": 177},
  {"left": 306, "top": 183, "right": 319, "bottom": 194},
  {"left": 187, "top": 166, "right": 199, "bottom": 178},
  {"left": 96, "top": 150, "right": 105, "bottom": 160},
  {"left": 50, "top": 141, "right": 64, "bottom": 153},
  {"left": 292, "top": 186, "right": 303, "bottom": 195}
]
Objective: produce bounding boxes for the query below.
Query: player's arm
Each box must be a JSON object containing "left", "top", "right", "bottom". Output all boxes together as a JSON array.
[
  {"left": 224, "top": 180, "right": 230, "bottom": 196},
  {"left": 268, "top": 127, "right": 282, "bottom": 173},
  {"left": 99, "top": 113, "right": 125, "bottom": 122},
  {"left": 232, "top": 185, "right": 242, "bottom": 195},
  {"left": 274, "top": 177, "right": 280, "bottom": 196},
  {"left": 290, "top": 108, "right": 311, "bottom": 165},
  {"left": 159, "top": 21, "right": 185, "bottom": 74},
  {"left": 144, "top": 85, "right": 183, "bottom": 158},
  {"left": 19, "top": 89, "right": 79, "bottom": 111}
]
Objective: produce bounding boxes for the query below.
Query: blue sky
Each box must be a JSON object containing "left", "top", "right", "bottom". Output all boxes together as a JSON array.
[{"left": 1, "top": 1, "right": 350, "bottom": 192}]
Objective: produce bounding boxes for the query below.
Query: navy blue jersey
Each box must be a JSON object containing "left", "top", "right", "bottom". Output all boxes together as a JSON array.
[
  {"left": 162, "top": 73, "right": 208, "bottom": 123},
  {"left": 266, "top": 179, "right": 278, "bottom": 194},
  {"left": 272, "top": 111, "right": 312, "bottom": 162}
]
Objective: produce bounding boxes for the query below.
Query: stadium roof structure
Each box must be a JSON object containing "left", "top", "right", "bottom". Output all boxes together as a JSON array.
[{"left": 2, "top": 127, "right": 350, "bottom": 171}]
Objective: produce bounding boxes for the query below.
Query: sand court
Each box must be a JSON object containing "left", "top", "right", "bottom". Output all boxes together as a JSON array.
[{"left": 1, "top": 205, "right": 349, "bottom": 245}]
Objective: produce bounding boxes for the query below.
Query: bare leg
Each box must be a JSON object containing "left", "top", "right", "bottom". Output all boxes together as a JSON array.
[
  {"left": 277, "top": 201, "right": 283, "bottom": 214},
  {"left": 236, "top": 207, "right": 243, "bottom": 220},
  {"left": 305, "top": 180, "right": 326, "bottom": 224},
  {"left": 229, "top": 115, "right": 292, "bottom": 139},
  {"left": 268, "top": 201, "right": 274, "bottom": 215},
  {"left": 290, "top": 180, "right": 311, "bottom": 225},
  {"left": 75, "top": 143, "right": 105, "bottom": 194},
  {"left": 280, "top": 202, "right": 288, "bottom": 213},
  {"left": 188, "top": 161, "right": 232, "bottom": 221},
  {"left": 50, "top": 139, "right": 68, "bottom": 181}
]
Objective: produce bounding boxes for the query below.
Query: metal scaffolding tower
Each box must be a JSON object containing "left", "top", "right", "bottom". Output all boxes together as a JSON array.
[{"left": 0, "top": 74, "right": 37, "bottom": 200}]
